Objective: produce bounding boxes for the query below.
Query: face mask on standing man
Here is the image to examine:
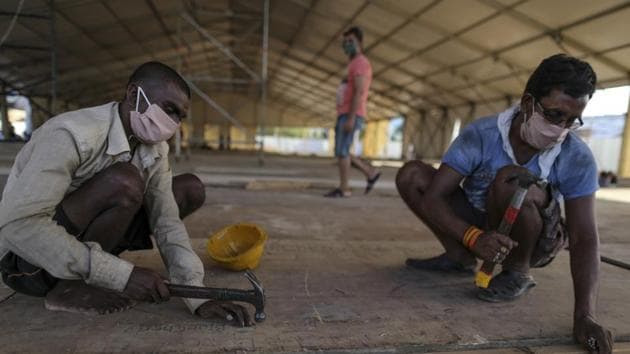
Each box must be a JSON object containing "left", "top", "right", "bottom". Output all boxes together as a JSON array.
[{"left": 342, "top": 38, "right": 357, "bottom": 57}]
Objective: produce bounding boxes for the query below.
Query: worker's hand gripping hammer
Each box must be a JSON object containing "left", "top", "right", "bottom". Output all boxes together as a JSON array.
[
  {"left": 167, "top": 270, "right": 266, "bottom": 322},
  {"left": 475, "top": 172, "right": 547, "bottom": 288}
]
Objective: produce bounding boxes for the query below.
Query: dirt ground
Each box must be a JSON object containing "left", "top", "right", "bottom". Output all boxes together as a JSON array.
[{"left": 0, "top": 147, "right": 629, "bottom": 353}]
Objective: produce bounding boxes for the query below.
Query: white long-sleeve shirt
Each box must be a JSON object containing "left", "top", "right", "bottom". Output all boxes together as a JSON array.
[{"left": 0, "top": 102, "right": 206, "bottom": 313}]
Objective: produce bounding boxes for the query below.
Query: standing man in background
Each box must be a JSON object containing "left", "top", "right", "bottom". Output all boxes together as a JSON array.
[{"left": 325, "top": 26, "right": 381, "bottom": 198}]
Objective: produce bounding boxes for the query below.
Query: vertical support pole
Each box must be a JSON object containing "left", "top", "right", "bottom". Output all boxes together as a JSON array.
[
  {"left": 618, "top": 97, "right": 630, "bottom": 178},
  {"left": 403, "top": 112, "right": 420, "bottom": 161},
  {"left": 0, "top": 85, "right": 9, "bottom": 140},
  {"left": 439, "top": 106, "right": 449, "bottom": 157},
  {"left": 175, "top": 123, "right": 182, "bottom": 161},
  {"left": 185, "top": 100, "right": 191, "bottom": 160},
  {"left": 175, "top": 14, "right": 182, "bottom": 162},
  {"left": 418, "top": 110, "right": 426, "bottom": 159},
  {"left": 401, "top": 113, "right": 408, "bottom": 160},
  {"left": 258, "top": 0, "right": 269, "bottom": 166},
  {"left": 50, "top": 0, "right": 57, "bottom": 116},
  {"left": 465, "top": 102, "right": 476, "bottom": 127}
]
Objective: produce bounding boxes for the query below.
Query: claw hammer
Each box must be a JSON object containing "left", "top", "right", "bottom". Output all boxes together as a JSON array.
[
  {"left": 475, "top": 172, "right": 547, "bottom": 288},
  {"left": 167, "top": 270, "right": 266, "bottom": 322}
]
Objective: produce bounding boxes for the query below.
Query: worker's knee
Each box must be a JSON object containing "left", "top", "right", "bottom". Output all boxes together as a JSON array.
[
  {"left": 101, "top": 162, "right": 144, "bottom": 210},
  {"left": 490, "top": 166, "right": 524, "bottom": 197},
  {"left": 489, "top": 166, "right": 548, "bottom": 210},
  {"left": 396, "top": 160, "right": 435, "bottom": 195},
  {"left": 172, "top": 173, "right": 206, "bottom": 217}
]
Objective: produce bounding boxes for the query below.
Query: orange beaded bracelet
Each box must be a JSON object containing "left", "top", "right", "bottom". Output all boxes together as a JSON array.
[{"left": 463, "top": 226, "right": 483, "bottom": 249}]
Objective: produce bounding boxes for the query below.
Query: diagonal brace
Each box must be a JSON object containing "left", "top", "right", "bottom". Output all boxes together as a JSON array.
[
  {"left": 181, "top": 12, "right": 261, "bottom": 82},
  {"left": 186, "top": 78, "right": 247, "bottom": 135}
]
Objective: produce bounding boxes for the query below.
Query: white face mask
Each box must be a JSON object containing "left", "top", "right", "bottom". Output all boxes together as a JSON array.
[
  {"left": 129, "top": 86, "right": 179, "bottom": 144},
  {"left": 519, "top": 99, "right": 569, "bottom": 150}
]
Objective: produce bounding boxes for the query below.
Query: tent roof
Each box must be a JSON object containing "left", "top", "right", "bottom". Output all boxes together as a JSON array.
[{"left": 1, "top": 0, "right": 629, "bottom": 125}]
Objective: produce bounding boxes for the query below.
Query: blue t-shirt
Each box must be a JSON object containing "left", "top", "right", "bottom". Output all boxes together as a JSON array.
[{"left": 442, "top": 115, "right": 598, "bottom": 211}]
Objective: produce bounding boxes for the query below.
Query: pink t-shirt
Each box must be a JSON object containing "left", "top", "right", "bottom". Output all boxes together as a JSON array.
[
  {"left": 336, "top": 82, "right": 347, "bottom": 115},
  {"left": 339, "top": 54, "right": 372, "bottom": 118}
]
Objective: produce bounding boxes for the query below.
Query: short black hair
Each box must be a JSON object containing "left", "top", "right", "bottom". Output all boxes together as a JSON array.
[
  {"left": 524, "top": 54, "right": 597, "bottom": 100},
  {"left": 127, "top": 61, "right": 190, "bottom": 98},
  {"left": 343, "top": 26, "right": 363, "bottom": 43}
]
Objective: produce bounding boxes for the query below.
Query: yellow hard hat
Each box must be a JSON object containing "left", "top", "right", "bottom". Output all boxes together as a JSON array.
[{"left": 207, "top": 223, "right": 268, "bottom": 271}]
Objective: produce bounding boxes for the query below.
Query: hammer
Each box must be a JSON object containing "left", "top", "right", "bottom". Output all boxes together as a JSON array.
[
  {"left": 475, "top": 172, "right": 547, "bottom": 288},
  {"left": 167, "top": 270, "right": 266, "bottom": 322}
]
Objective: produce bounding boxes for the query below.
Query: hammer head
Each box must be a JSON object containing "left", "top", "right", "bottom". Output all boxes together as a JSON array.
[
  {"left": 505, "top": 172, "right": 547, "bottom": 190},
  {"left": 244, "top": 270, "right": 266, "bottom": 322}
]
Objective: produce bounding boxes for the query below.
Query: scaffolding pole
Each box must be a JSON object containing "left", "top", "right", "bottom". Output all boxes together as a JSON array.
[
  {"left": 258, "top": 0, "right": 269, "bottom": 166},
  {"left": 0, "top": 85, "right": 8, "bottom": 139},
  {"left": 187, "top": 79, "right": 247, "bottom": 133},
  {"left": 181, "top": 12, "right": 260, "bottom": 82},
  {"left": 175, "top": 14, "right": 182, "bottom": 161},
  {"left": 49, "top": 0, "right": 57, "bottom": 115}
]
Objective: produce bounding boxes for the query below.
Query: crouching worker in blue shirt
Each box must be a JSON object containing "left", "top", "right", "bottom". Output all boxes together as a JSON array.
[{"left": 396, "top": 54, "right": 613, "bottom": 353}]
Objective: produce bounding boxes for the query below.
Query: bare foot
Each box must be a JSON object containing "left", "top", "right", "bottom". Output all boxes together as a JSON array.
[{"left": 45, "top": 280, "right": 136, "bottom": 315}]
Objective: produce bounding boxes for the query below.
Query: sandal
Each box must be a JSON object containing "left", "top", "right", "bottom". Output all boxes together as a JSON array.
[
  {"left": 365, "top": 172, "right": 381, "bottom": 195},
  {"left": 324, "top": 188, "right": 351, "bottom": 198},
  {"left": 477, "top": 270, "right": 536, "bottom": 302},
  {"left": 406, "top": 253, "right": 476, "bottom": 275}
]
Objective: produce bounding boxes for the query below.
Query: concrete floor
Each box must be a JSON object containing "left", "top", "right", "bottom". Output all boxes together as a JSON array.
[{"left": 0, "top": 145, "right": 629, "bottom": 353}]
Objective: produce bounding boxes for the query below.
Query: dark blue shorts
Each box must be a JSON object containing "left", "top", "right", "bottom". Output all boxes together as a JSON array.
[{"left": 334, "top": 114, "right": 364, "bottom": 157}]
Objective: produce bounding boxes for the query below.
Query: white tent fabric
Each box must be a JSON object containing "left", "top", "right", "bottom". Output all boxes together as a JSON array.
[{"left": 0, "top": 0, "right": 628, "bottom": 128}]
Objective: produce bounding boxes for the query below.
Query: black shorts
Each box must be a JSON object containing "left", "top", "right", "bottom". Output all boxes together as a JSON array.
[
  {"left": 0, "top": 205, "right": 153, "bottom": 297},
  {"left": 456, "top": 197, "right": 567, "bottom": 269}
]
